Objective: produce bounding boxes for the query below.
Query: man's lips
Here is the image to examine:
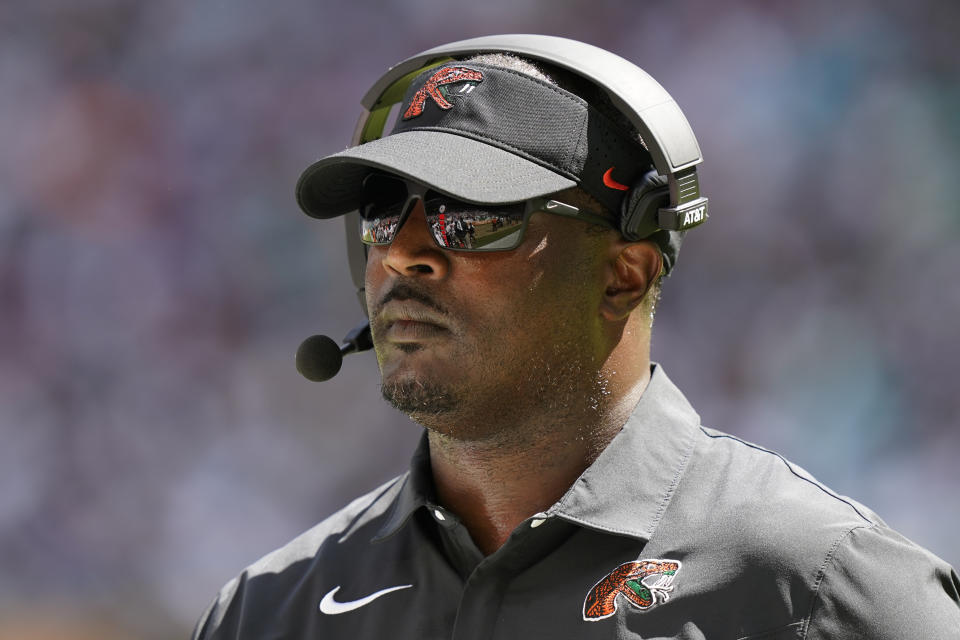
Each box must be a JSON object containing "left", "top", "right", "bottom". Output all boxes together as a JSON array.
[
  {"left": 376, "top": 302, "right": 452, "bottom": 343},
  {"left": 385, "top": 319, "right": 449, "bottom": 342}
]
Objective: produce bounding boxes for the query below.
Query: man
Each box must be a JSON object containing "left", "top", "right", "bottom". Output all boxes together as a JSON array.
[
  {"left": 193, "top": 36, "right": 960, "bottom": 639},
  {"left": 453, "top": 215, "right": 469, "bottom": 248}
]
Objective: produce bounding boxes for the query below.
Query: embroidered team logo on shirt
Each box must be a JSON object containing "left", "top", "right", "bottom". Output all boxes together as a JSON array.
[{"left": 583, "top": 559, "right": 682, "bottom": 621}]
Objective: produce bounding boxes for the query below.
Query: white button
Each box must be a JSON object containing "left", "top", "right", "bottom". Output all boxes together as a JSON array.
[
  {"left": 530, "top": 518, "right": 546, "bottom": 528},
  {"left": 433, "top": 509, "right": 446, "bottom": 521}
]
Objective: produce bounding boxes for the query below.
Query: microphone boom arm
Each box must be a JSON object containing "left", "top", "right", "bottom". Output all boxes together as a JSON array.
[{"left": 340, "top": 321, "right": 372, "bottom": 356}]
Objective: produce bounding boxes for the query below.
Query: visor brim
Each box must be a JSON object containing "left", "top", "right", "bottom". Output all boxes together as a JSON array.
[{"left": 295, "top": 130, "right": 576, "bottom": 219}]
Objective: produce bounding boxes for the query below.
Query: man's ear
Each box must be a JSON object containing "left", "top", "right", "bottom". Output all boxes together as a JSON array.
[{"left": 600, "top": 239, "right": 663, "bottom": 321}]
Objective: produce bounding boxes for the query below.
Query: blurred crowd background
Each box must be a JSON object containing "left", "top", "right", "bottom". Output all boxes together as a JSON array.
[{"left": 1, "top": 0, "right": 957, "bottom": 637}]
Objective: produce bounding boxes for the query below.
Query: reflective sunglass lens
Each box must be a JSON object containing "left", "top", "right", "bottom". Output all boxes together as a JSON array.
[
  {"left": 423, "top": 200, "right": 526, "bottom": 251},
  {"left": 359, "top": 174, "right": 531, "bottom": 251}
]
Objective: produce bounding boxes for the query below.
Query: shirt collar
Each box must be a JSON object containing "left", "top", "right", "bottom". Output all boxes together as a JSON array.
[
  {"left": 373, "top": 431, "right": 433, "bottom": 542},
  {"left": 374, "top": 364, "right": 700, "bottom": 543},
  {"left": 549, "top": 364, "right": 700, "bottom": 540}
]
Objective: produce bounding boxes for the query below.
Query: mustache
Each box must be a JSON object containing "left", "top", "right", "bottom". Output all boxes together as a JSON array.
[{"left": 372, "top": 282, "right": 449, "bottom": 317}]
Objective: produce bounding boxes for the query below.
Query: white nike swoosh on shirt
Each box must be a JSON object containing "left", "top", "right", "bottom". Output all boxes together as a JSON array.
[{"left": 318, "top": 584, "right": 413, "bottom": 615}]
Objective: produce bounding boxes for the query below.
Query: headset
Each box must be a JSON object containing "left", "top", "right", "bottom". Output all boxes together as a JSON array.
[
  {"left": 341, "top": 34, "right": 708, "bottom": 317},
  {"left": 295, "top": 35, "right": 708, "bottom": 381}
]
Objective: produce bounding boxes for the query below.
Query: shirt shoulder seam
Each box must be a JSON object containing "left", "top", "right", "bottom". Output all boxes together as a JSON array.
[{"left": 699, "top": 427, "right": 876, "bottom": 524}]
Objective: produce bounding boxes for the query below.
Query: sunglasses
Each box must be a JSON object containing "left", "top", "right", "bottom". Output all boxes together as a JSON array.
[{"left": 359, "top": 173, "right": 615, "bottom": 252}]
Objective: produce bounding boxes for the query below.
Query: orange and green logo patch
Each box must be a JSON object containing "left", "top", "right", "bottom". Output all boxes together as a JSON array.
[
  {"left": 583, "top": 559, "right": 682, "bottom": 621},
  {"left": 402, "top": 66, "right": 484, "bottom": 120}
]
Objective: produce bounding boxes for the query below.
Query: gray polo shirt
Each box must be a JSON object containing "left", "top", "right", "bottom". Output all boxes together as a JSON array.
[{"left": 193, "top": 366, "right": 960, "bottom": 639}]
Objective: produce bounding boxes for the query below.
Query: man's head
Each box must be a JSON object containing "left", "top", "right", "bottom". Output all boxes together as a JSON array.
[{"left": 294, "top": 36, "right": 707, "bottom": 436}]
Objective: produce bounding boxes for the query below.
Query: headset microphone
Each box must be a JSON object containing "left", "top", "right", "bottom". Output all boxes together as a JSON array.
[{"left": 296, "top": 322, "right": 373, "bottom": 382}]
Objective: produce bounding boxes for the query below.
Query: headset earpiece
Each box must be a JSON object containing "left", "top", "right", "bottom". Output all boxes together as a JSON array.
[{"left": 621, "top": 170, "right": 670, "bottom": 242}]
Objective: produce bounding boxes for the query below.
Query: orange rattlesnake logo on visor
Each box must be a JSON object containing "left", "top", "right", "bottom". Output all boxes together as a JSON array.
[
  {"left": 402, "top": 66, "right": 484, "bottom": 120},
  {"left": 583, "top": 559, "right": 682, "bottom": 621}
]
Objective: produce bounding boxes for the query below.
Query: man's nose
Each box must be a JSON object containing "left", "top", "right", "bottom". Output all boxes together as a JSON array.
[{"left": 380, "top": 200, "right": 450, "bottom": 278}]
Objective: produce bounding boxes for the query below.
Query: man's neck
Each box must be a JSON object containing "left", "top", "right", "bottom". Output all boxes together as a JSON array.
[{"left": 427, "top": 366, "right": 652, "bottom": 556}]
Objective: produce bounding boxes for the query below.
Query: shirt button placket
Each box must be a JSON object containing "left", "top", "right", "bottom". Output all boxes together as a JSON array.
[
  {"left": 451, "top": 515, "right": 557, "bottom": 640},
  {"left": 451, "top": 563, "right": 508, "bottom": 640}
]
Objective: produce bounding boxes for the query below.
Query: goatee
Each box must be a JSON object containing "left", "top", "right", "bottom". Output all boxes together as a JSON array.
[{"left": 381, "top": 379, "right": 459, "bottom": 416}]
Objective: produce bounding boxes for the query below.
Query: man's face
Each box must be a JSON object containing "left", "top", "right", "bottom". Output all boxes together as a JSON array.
[{"left": 365, "top": 195, "right": 615, "bottom": 440}]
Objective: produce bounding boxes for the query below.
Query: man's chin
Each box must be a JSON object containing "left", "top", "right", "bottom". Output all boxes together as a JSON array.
[{"left": 380, "top": 378, "right": 459, "bottom": 417}]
